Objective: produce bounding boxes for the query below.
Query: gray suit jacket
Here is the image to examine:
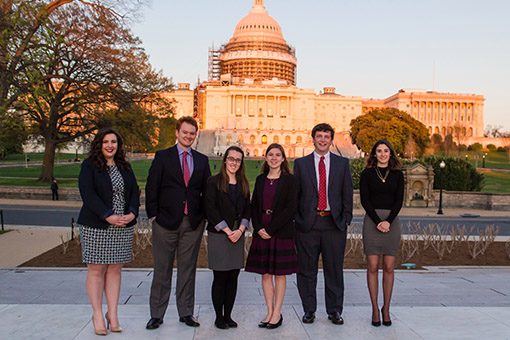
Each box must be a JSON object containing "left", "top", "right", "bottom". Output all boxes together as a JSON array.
[{"left": 294, "top": 152, "right": 353, "bottom": 232}]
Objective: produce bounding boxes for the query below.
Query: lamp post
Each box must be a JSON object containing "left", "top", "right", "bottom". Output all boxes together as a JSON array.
[
  {"left": 437, "top": 160, "right": 446, "bottom": 215},
  {"left": 482, "top": 153, "right": 487, "bottom": 168}
]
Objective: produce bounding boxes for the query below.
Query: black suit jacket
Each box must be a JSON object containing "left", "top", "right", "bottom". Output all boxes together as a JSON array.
[
  {"left": 251, "top": 173, "right": 298, "bottom": 239},
  {"left": 204, "top": 174, "right": 250, "bottom": 234},
  {"left": 145, "top": 145, "right": 211, "bottom": 230},
  {"left": 294, "top": 152, "right": 353, "bottom": 232},
  {"left": 77, "top": 158, "right": 140, "bottom": 229}
]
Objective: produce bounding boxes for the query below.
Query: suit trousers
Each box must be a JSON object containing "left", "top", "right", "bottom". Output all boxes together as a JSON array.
[
  {"left": 149, "top": 217, "right": 205, "bottom": 319},
  {"left": 295, "top": 215, "right": 347, "bottom": 314}
]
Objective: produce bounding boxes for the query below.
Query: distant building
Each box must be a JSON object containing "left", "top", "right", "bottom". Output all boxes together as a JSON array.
[{"left": 166, "top": 0, "right": 490, "bottom": 157}]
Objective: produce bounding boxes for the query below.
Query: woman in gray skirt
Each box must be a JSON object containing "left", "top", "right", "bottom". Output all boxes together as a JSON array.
[
  {"left": 360, "top": 139, "right": 404, "bottom": 328},
  {"left": 204, "top": 146, "right": 250, "bottom": 329}
]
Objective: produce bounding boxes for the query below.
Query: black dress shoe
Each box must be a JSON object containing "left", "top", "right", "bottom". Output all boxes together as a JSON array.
[
  {"left": 328, "top": 311, "right": 344, "bottom": 325},
  {"left": 302, "top": 312, "right": 315, "bottom": 324},
  {"left": 266, "top": 314, "right": 283, "bottom": 329},
  {"left": 224, "top": 317, "right": 238, "bottom": 328},
  {"left": 214, "top": 318, "right": 229, "bottom": 329},
  {"left": 179, "top": 315, "right": 200, "bottom": 327},
  {"left": 146, "top": 318, "right": 163, "bottom": 330},
  {"left": 258, "top": 320, "right": 269, "bottom": 328}
]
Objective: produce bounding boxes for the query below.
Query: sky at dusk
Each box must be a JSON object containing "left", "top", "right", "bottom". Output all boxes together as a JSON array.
[{"left": 132, "top": 0, "right": 510, "bottom": 131}]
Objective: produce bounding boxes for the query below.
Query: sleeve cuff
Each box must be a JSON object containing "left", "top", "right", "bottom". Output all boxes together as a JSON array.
[
  {"left": 214, "top": 220, "right": 228, "bottom": 232},
  {"left": 240, "top": 218, "right": 249, "bottom": 230},
  {"left": 128, "top": 207, "right": 139, "bottom": 217},
  {"left": 102, "top": 209, "right": 114, "bottom": 221}
]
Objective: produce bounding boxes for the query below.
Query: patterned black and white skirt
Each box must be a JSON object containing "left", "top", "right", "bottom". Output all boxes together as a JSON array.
[{"left": 78, "top": 224, "right": 134, "bottom": 264}]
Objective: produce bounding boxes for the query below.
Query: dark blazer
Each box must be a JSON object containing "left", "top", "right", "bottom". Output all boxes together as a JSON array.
[
  {"left": 77, "top": 158, "right": 140, "bottom": 229},
  {"left": 204, "top": 174, "right": 250, "bottom": 234},
  {"left": 294, "top": 152, "right": 353, "bottom": 232},
  {"left": 251, "top": 173, "right": 298, "bottom": 239},
  {"left": 145, "top": 145, "right": 211, "bottom": 230}
]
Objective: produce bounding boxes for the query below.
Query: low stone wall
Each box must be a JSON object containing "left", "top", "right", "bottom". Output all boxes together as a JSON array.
[
  {"left": 438, "top": 190, "right": 510, "bottom": 211},
  {"left": 0, "top": 186, "right": 509, "bottom": 211}
]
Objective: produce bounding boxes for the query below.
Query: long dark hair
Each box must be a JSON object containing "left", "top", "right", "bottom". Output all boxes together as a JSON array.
[
  {"left": 88, "top": 127, "right": 130, "bottom": 172},
  {"left": 365, "top": 138, "right": 402, "bottom": 170},
  {"left": 217, "top": 146, "right": 250, "bottom": 198},
  {"left": 261, "top": 143, "right": 292, "bottom": 175}
]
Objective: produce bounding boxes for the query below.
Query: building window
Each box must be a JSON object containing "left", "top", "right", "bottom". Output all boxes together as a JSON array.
[
  {"left": 285, "top": 136, "right": 291, "bottom": 144},
  {"left": 250, "top": 135, "right": 255, "bottom": 144},
  {"left": 262, "top": 135, "right": 268, "bottom": 144},
  {"left": 226, "top": 134, "right": 232, "bottom": 144},
  {"left": 273, "top": 135, "right": 279, "bottom": 143},
  {"left": 238, "top": 135, "right": 244, "bottom": 143},
  {"left": 296, "top": 136, "right": 302, "bottom": 144}
]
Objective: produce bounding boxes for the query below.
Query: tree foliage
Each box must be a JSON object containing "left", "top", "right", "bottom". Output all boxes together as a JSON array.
[
  {"left": 8, "top": 1, "right": 173, "bottom": 181},
  {"left": 415, "top": 155, "right": 484, "bottom": 192},
  {"left": 350, "top": 108, "right": 429, "bottom": 157},
  {"left": 0, "top": 112, "right": 27, "bottom": 159},
  {"left": 349, "top": 157, "right": 365, "bottom": 190}
]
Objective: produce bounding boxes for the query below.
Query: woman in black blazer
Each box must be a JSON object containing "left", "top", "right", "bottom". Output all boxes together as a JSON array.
[
  {"left": 205, "top": 146, "right": 250, "bottom": 329},
  {"left": 246, "top": 143, "right": 299, "bottom": 329},
  {"left": 77, "top": 127, "right": 139, "bottom": 335}
]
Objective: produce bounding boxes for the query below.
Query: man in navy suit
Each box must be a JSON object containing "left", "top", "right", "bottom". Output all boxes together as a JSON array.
[
  {"left": 293, "top": 123, "right": 353, "bottom": 325},
  {"left": 145, "top": 116, "right": 211, "bottom": 329}
]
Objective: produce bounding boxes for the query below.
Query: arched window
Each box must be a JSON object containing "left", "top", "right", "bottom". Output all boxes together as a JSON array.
[
  {"left": 238, "top": 135, "right": 244, "bottom": 143},
  {"left": 273, "top": 135, "right": 279, "bottom": 143},
  {"left": 250, "top": 135, "right": 255, "bottom": 144},
  {"left": 262, "top": 135, "right": 268, "bottom": 144},
  {"left": 296, "top": 136, "right": 303, "bottom": 144},
  {"left": 285, "top": 136, "right": 291, "bottom": 144},
  {"left": 226, "top": 134, "right": 232, "bottom": 144}
]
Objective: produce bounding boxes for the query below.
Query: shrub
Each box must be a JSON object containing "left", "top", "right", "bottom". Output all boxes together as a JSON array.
[
  {"left": 349, "top": 157, "right": 366, "bottom": 190},
  {"left": 497, "top": 146, "right": 506, "bottom": 152},
  {"left": 415, "top": 155, "right": 484, "bottom": 191},
  {"left": 469, "top": 143, "right": 483, "bottom": 152},
  {"left": 486, "top": 144, "right": 497, "bottom": 152}
]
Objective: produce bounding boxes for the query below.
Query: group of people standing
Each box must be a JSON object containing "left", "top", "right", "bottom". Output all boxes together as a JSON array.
[{"left": 76, "top": 116, "right": 404, "bottom": 335}]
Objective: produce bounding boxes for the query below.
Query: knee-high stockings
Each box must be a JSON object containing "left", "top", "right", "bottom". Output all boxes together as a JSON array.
[{"left": 212, "top": 269, "right": 240, "bottom": 323}]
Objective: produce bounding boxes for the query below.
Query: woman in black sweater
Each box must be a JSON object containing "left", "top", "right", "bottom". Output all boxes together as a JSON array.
[
  {"left": 245, "top": 143, "right": 299, "bottom": 329},
  {"left": 360, "top": 139, "right": 404, "bottom": 328}
]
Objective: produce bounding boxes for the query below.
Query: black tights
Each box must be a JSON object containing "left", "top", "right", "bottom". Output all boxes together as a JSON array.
[{"left": 212, "top": 269, "right": 240, "bottom": 322}]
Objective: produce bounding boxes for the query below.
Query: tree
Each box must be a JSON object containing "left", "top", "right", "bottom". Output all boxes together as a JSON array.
[
  {"left": 452, "top": 123, "right": 469, "bottom": 156},
  {"left": 0, "top": 112, "right": 27, "bottom": 159},
  {"left": 16, "top": 2, "right": 172, "bottom": 181},
  {"left": 350, "top": 108, "right": 430, "bottom": 157}
]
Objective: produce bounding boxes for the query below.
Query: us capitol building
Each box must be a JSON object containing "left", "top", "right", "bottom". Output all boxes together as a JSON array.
[{"left": 166, "top": 0, "right": 486, "bottom": 157}]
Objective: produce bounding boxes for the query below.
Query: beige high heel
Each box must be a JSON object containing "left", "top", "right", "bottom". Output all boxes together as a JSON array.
[
  {"left": 105, "top": 312, "right": 123, "bottom": 333},
  {"left": 92, "top": 316, "right": 107, "bottom": 336}
]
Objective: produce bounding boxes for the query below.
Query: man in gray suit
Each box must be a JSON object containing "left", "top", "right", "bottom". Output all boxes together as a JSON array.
[
  {"left": 293, "top": 123, "right": 353, "bottom": 325},
  {"left": 145, "top": 116, "right": 211, "bottom": 329}
]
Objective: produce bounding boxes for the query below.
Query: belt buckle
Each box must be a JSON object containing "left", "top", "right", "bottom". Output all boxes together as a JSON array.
[
  {"left": 317, "top": 210, "right": 328, "bottom": 216},
  {"left": 264, "top": 209, "right": 273, "bottom": 215}
]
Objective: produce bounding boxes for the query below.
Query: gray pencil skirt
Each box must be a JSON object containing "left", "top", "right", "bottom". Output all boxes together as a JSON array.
[
  {"left": 362, "top": 209, "right": 401, "bottom": 256},
  {"left": 207, "top": 231, "right": 245, "bottom": 271}
]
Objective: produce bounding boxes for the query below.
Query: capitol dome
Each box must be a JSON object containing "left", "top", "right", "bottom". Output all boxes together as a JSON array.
[{"left": 217, "top": 0, "right": 297, "bottom": 85}]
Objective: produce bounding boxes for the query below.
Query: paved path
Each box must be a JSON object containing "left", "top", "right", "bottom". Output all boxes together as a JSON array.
[{"left": 0, "top": 268, "right": 510, "bottom": 339}]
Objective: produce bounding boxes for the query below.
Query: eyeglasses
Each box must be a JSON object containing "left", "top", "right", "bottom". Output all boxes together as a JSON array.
[{"left": 226, "top": 156, "right": 242, "bottom": 164}]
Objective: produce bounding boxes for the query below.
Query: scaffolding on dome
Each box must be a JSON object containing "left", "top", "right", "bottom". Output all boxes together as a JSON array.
[{"left": 208, "top": 45, "right": 222, "bottom": 81}]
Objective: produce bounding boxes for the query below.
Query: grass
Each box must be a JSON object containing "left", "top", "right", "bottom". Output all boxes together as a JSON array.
[
  {"left": 448, "top": 151, "right": 510, "bottom": 170},
  {"left": 0, "top": 230, "right": 12, "bottom": 235},
  {"left": 0, "top": 153, "right": 509, "bottom": 193},
  {"left": 0, "top": 152, "right": 86, "bottom": 163}
]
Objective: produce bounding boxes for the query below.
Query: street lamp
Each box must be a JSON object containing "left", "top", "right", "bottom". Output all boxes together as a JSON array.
[
  {"left": 482, "top": 153, "right": 487, "bottom": 168},
  {"left": 437, "top": 160, "right": 446, "bottom": 215}
]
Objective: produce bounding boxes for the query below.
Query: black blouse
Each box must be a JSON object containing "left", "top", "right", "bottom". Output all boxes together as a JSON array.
[{"left": 359, "top": 167, "right": 404, "bottom": 224}]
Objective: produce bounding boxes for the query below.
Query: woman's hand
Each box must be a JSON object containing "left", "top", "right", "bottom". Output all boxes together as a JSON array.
[
  {"left": 120, "top": 212, "right": 135, "bottom": 225},
  {"left": 228, "top": 229, "right": 243, "bottom": 243},
  {"left": 258, "top": 228, "right": 271, "bottom": 239},
  {"left": 106, "top": 215, "right": 126, "bottom": 227},
  {"left": 377, "top": 221, "right": 390, "bottom": 233}
]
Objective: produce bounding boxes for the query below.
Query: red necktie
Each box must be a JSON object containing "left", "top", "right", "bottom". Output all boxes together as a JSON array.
[
  {"left": 183, "top": 152, "right": 190, "bottom": 215},
  {"left": 318, "top": 156, "right": 327, "bottom": 211}
]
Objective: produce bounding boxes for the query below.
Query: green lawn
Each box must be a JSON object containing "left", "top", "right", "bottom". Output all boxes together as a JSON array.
[
  {"left": 455, "top": 151, "right": 510, "bottom": 170},
  {"left": 0, "top": 230, "right": 12, "bottom": 235},
  {"left": 481, "top": 171, "right": 510, "bottom": 193},
  {"left": 0, "top": 152, "right": 86, "bottom": 163}
]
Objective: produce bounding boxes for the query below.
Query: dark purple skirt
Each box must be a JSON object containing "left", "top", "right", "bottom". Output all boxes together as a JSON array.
[{"left": 245, "top": 236, "right": 299, "bottom": 275}]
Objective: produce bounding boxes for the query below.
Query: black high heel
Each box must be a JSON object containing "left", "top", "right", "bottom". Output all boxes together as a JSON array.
[
  {"left": 266, "top": 314, "right": 283, "bottom": 329},
  {"left": 382, "top": 306, "right": 392, "bottom": 326},
  {"left": 371, "top": 308, "right": 381, "bottom": 327}
]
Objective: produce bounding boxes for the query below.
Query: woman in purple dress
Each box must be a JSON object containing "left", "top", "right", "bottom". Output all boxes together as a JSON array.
[{"left": 245, "top": 143, "right": 299, "bottom": 329}]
